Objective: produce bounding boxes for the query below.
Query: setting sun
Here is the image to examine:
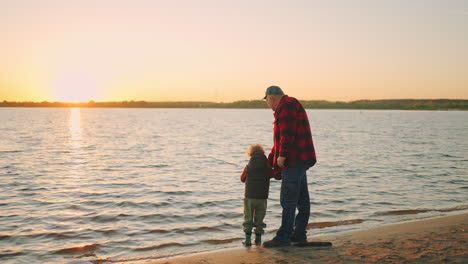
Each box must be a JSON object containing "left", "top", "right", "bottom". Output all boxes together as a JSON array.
[{"left": 52, "top": 72, "right": 98, "bottom": 103}]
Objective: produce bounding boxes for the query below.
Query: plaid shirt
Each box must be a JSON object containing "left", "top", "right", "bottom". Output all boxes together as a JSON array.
[{"left": 268, "top": 95, "right": 317, "bottom": 171}]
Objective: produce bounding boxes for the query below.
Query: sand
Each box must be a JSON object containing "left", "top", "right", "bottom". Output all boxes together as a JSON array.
[{"left": 141, "top": 213, "right": 467, "bottom": 264}]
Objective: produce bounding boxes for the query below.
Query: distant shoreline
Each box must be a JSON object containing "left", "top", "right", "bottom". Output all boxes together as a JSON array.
[{"left": 1, "top": 99, "right": 467, "bottom": 110}]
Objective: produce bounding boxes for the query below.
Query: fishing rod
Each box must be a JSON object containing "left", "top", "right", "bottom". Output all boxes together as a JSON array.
[{"left": 203, "top": 155, "right": 244, "bottom": 168}]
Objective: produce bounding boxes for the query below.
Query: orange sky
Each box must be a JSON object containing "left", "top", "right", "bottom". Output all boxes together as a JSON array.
[{"left": 1, "top": 0, "right": 467, "bottom": 102}]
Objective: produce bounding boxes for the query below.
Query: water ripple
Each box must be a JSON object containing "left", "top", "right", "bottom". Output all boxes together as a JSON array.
[{"left": 0, "top": 108, "right": 467, "bottom": 264}]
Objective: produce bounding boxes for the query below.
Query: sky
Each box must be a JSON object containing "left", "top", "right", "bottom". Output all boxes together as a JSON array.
[{"left": 1, "top": 0, "right": 467, "bottom": 102}]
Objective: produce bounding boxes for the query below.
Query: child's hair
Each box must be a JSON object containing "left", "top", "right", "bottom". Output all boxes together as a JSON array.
[{"left": 247, "top": 144, "right": 265, "bottom": 157}]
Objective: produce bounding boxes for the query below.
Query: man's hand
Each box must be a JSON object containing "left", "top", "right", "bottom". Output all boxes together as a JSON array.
[{"left": 277, "top": 156, "right": 286, "bottom": 168}]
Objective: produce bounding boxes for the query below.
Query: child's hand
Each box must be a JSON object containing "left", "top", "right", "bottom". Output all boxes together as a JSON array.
[{"left": 273, "top": 169, "right": 282, "bottom": 180}]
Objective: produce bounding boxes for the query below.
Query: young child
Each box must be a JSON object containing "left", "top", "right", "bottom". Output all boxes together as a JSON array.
[{"left": 240, "top": 144, "right": 273, "bottom": 246}]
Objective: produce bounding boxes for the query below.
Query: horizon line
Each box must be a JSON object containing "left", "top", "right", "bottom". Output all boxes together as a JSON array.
[{"left": 2, "top": 98, "right": 468, "bottom": 104}]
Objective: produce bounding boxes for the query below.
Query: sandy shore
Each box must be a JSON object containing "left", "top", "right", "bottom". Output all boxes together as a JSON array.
[{"left": 141, "top": 213, "right": 467, "bottom": 264}]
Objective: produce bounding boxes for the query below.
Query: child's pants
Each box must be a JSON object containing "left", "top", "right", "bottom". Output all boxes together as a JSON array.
[{"left": 243, "top": 198, "right": 267, "bottom": 235}]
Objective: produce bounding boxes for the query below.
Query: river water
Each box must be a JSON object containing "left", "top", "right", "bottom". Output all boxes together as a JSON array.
[{"left": 0, "top": 108, "right": 467, "bottom": 263}]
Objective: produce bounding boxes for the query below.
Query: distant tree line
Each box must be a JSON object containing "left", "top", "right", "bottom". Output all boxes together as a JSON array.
[{"left": 1, "top": 99, "right": 467, "bottom": 110}]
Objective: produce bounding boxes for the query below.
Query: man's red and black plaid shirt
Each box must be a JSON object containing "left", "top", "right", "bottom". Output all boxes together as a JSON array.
[{"left": 268, "top": 95, "right": 317, "bottom": 170}]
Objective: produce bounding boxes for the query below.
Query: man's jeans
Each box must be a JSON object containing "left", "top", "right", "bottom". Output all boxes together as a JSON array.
[{"left": 274, "top": 163, "right": 310, "bottom": 242}]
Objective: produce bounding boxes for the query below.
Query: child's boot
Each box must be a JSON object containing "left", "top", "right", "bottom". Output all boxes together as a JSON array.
[
  {"left": 242, "top": 234, "right": 252, "bottom": 247},
  {"left": 254, "top": 234, "right": 262, "bottom": 245}
]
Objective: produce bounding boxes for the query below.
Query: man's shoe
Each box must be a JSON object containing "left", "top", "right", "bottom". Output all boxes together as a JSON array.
[
  {"left": 291, "top": 236, "right": 307, "bottom": 246},
  {"left": 262, "top": 238, "right": 291, "bottom": 248}
]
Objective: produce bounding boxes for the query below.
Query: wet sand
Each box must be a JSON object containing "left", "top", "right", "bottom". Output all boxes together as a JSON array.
[{"left": 145, "top": 213, "right": 467, "bottom": 264}]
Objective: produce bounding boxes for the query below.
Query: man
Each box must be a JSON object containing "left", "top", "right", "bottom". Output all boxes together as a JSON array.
[{"left": 262, "top": 85, "right": 317, "bottom": 248}]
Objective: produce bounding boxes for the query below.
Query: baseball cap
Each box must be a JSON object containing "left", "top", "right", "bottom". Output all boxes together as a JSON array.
[{"left": 263, "top": 86, "right": 284, "bottom": 99}]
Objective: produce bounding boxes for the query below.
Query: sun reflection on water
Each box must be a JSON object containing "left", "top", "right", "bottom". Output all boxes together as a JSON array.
[
  {"left": 68, "top": 107, "right": 85, "bottom": 181},
  {"left": 69, "top": 107, "right": 82, "bottom": 141}
]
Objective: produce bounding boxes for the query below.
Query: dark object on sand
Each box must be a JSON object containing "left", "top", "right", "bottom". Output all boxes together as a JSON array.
[{"left": 294, "top": 241, "right": 333, "bottom": 247}]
